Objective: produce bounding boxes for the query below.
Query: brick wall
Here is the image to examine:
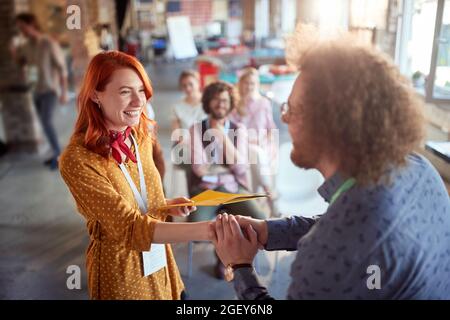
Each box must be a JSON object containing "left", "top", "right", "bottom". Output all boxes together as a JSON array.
[
  {"left": 242, "top": 0, "right": 255, "bottom": 31},
  {"left": 29, "top": 0, "right": 67, "bottom": 42},
  {"left": 14, "top": 0, "right": 29, "bottom": 13},
  {"left": 65, "top": 0, "right": 118, "bottom": 90},
  {"left": 166, "top": 0, "right": 212, "bottom": 26},
  {"left": 0, "top": 0, "right": 24, "bottom": 88}
]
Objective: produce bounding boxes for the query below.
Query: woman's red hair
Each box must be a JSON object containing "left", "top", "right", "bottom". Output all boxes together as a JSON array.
[{"left": 73, "top": 51, "right": 154, "bottom": 157}]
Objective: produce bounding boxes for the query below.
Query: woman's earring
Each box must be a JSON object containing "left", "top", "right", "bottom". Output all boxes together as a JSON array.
[{"left": 96, "top": 100, "right": 101, "bottom": 109}]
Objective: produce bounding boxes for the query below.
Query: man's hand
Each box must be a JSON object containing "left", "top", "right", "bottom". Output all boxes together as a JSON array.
[
  {"left": 235, "top": 215, "right": 268, "bottom": 248},
  {"left": 165, "top": 197, "right": 196, "bottom": 217},
  {"left": 209, "top": 213, "right": 259, "bottom": 267}
]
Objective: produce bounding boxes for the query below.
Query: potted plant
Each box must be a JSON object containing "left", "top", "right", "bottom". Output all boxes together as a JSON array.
[{"left": 412, "top": 71, "right": 425, "bottom": 87}]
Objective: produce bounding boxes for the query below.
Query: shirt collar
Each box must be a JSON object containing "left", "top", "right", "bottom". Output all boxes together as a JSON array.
[{"left": 318, "top": 171, "right": 347, "bottom": 202}]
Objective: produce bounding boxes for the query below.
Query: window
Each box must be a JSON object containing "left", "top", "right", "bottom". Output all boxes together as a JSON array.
[
  {"left": 431, "top": 0, "right": 450, "bottom": 100},
  {"left": 396, "top": 0, "right": 450, "bottom": 104}
]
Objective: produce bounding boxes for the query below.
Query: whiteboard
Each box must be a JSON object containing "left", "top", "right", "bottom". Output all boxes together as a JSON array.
[{"left": 166, "top": 16, "right": 198, "bottom": 59}]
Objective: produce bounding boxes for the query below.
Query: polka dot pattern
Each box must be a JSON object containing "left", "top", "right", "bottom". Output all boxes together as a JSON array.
[{"left": 60, "top": 130, "right": 184, "bottom": 300}]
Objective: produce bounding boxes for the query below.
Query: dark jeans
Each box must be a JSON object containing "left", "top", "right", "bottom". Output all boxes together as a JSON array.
[{"left": 34, "top": 91, "right": 60, "bottom": 158}]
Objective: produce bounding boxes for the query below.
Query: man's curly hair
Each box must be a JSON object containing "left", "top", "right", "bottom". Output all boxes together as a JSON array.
[{"left": 298, "top": 41, "right": 425, "bottom": 185}]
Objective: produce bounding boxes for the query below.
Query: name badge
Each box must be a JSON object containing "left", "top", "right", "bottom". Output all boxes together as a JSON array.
[{"left": 142, "top": 244, "right": 167, "bottom": 277}]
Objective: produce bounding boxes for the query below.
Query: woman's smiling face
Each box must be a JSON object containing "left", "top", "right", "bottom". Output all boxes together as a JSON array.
[{"left": 95, "top": 68, "right": 147, "bottom": 131}]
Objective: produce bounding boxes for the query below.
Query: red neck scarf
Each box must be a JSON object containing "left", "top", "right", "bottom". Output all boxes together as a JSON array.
[{"left": 109, "top": 127, "right": 137, "bottom": 164}]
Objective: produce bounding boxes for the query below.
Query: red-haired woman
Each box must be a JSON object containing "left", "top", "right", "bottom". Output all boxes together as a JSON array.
[{"left": 59, "top": 51, "right": 211, "bottom": 300}]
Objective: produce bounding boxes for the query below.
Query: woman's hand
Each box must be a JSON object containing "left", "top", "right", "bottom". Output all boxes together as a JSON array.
[{"left": 165, "top": 197, "right": 196, "bottom": 217}]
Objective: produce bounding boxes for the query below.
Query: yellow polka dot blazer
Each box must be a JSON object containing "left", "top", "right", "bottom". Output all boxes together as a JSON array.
[{"left": 59, "top": 130, "right": 184, "bottom": 300}]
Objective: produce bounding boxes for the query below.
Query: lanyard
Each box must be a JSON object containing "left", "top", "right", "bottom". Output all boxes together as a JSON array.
[
  {"left": 118, "top": 134, "right": 148, "bottom": 213},
  {"left": 118, "top": 135, "right": 168, "bottom": 279},
  {"left": 329, "top": 178, "right": 356, "bottom": 205},
  {"left": 206, "top": 119, "right": 230, "bottom": 163},
  {"left": 207, "top": 119, "right": 230, "bottom": 135}
]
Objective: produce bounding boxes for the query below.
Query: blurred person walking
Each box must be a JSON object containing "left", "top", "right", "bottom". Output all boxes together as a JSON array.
[{"left": 11, "top": 13, "right": 68, "bottom": 170}]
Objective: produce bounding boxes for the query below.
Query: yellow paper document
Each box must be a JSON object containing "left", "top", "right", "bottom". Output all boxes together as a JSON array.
[{"left": 159, "top": 190, "right": 268, "bottom": 210}]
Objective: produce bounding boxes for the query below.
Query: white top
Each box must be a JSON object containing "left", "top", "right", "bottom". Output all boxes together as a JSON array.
[{"left": 171, "top": 100, "right": 206, "bottom": 130}]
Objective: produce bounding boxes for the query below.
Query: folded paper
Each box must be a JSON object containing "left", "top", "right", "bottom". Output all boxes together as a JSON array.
[{"left": 159, "top": 190, "right": 268, "bottom": 210}]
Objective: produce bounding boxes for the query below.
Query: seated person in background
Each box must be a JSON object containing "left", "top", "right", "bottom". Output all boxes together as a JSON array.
[
  {"left": 171, "top": 70, "right": 206, "bottom": 186},
  {"left": 188, "top": 81, "right": 266, "bottom": 279},
  {"left": 209, "top": 38, "right": 450, "bottom": 299},
  {"left": 230, "top": 67, "right": 278, "bottom": 203},
  {"left": 172, "top": 70, "right": 205, "bottom": 132}
]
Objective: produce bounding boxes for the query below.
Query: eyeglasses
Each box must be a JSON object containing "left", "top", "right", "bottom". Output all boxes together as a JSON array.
[
  {"left": 280, "top": 101, "right": 303, "bottom": 122},
  {"left": 212, "top": 97, "right": 230, "bottom": 105},
  {"left": 280, "top": 101, "right": 293, "bottom": 122},
  {"left": 280, "top": 102, "right": 290, "bottom": 117}
]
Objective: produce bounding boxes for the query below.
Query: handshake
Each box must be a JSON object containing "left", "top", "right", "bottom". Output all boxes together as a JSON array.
[
  {"left": 164, "top": 197, "right": 269, "bottom": 272},
  {"left": 207, "top": 213, "right": 268, "bottom": 271}
]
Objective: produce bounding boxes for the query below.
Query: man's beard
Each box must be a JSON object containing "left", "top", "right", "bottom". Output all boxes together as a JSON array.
[
  {"left": 210, "top": 109, "right": 228, "bottom": 120},
  {"left": 290, "top": 138, "right": 320, "bottom": 170}
]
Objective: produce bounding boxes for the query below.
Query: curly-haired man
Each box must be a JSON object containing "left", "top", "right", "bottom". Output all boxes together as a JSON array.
[{"left": 211, "top": 41, "right": 450, "bottom": 299}]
